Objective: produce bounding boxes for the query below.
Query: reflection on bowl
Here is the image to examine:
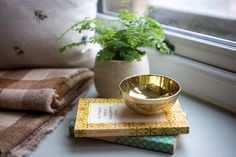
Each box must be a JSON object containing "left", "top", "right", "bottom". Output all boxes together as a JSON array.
[{"left": 119, "top": 74, "right": 181, "bottom": 115}]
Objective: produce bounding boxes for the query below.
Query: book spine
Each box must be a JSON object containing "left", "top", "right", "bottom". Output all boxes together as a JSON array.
[
  {"left": 94, "top": 136, "right": 176, "bottom": 154},
  {"left": 69, "top": 120, "right": 178, "bottom": 154},
  {"left": 74, "top": 126, "right": 188, "bottom": 137}
]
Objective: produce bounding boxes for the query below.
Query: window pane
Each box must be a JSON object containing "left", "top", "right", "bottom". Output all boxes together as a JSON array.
[{"left": 103, "top": 0, "right": 236, "bottom": 42}]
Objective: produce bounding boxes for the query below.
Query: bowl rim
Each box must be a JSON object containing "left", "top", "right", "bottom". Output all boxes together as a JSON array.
[{"left": 119, "top": 74, "right": 181, "bottom": 103}]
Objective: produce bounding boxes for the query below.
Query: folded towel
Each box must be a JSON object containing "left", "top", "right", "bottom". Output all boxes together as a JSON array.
[
  {"left": 0, "top": 68, "right": 94, "bottom": 156},
  {"left": 0, "top": 68, "right": 94, "bottom": 113}
]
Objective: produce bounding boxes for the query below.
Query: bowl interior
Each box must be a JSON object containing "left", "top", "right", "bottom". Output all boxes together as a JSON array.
[{"left": 120, "top": 75, "right": 180, "bottom": 100}]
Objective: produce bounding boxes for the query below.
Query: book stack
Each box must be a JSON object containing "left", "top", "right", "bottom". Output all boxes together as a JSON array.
[{"left": 69, "top": 98, "right": 189, "bottom": 154}]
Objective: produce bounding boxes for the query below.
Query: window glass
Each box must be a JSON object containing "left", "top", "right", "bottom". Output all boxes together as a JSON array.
[{"left": 103, "top": 0, "right": 236, "bottom": 42}]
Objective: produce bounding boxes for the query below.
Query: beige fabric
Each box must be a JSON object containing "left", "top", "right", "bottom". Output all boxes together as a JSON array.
[
  {"left": 0, "top": 68, "right": 94, "bottom": 113},
  {"left": 0, "top": 111, "right": 25, "bottom": 131},
  {"left": 0, "top": 68, "right": 94, "bottom": 156},
  {"left": 0, "top": 0, "right": 100, "bottom": 69},
  {"left": 10, "top": 117, "right": 64, "bottom": 157},
  {"left": 0, "top": 100, "right": 81, "bottom": 157}
]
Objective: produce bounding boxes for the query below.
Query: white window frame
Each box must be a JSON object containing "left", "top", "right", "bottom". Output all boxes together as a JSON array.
[{"left": 97, "top": 1, "right": 236, "bottom": 113}]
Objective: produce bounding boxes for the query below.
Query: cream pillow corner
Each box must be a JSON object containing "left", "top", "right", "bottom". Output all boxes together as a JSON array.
[{"left": 0, "top": 0, "right": 99, "bottom": 69}]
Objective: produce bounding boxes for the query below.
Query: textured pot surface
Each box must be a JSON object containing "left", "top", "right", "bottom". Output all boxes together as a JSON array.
[{"left": 94, "top": 55, "right": 150, "bottom": 98}]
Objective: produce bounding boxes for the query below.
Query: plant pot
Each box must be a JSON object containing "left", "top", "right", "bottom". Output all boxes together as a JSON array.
[{"left": 94, "top": 54, "right": 150, "bottom": 98}]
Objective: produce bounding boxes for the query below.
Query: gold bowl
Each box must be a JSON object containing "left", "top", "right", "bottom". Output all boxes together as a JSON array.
[{"left": 119, "top": 74, "right": 181, "bottom": 115}]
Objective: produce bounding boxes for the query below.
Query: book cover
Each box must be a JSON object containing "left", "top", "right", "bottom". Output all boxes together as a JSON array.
[
  {"left": 74, "top": 98, "right": 189, "bottom": 137},
  {"left": 69, "top": 120, "right": 179, "bottom": 154}
]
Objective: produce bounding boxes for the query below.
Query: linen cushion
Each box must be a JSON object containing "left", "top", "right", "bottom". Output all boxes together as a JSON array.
[{"left": 0, "top": 0, "right": 99, "bottom": 69}]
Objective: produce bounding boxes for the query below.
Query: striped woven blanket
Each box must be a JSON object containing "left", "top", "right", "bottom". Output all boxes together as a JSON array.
[{"left": 0, "top": 68, "right": 94, "bottom": 156}]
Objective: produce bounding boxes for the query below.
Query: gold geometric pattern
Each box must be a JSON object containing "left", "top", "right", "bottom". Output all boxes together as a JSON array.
[{"left": 74, "top": 98, "right": 189, "bottom": 137}]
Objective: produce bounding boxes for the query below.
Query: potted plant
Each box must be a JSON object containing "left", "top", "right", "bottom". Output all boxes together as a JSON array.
[{"left": 59, "top": 10, "right": 171, "bottom": 98}]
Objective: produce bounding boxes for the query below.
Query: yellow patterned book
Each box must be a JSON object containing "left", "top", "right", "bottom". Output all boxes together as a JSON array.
[{"left": 74, "top": 98, "right": 189, "bottom": 137}]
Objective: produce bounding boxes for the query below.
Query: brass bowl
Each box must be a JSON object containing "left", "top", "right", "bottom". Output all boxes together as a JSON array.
[{"left": 119, "top": 74, "right": 181, "bottom": 115}]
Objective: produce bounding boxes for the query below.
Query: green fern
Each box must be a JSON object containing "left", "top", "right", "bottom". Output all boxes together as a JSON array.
[{"left": 59, "top": 10, "right": 171, "bottom": 62}]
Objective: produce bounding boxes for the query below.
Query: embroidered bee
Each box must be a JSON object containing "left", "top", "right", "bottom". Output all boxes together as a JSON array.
[
  {"left": 34, "top": 10, "right": 47, "bottom": 21},
  {"left": 14, "top": 46, "right": 24, "bottom": 55}
]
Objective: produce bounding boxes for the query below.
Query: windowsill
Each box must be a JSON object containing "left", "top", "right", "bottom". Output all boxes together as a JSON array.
[
  {"left": 164, "top": 26, "right": 236, "bottom": 73},
  {"left": 29, "top": 84, "right": 236, "bottom": 157},
  {"left": 143, "top": 47, "right": 236, "bottom": 113}
]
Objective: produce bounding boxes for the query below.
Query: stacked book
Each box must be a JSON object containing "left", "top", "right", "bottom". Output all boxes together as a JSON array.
[{"left": 69, "top": 98, "right": 189, "bottom": 154}]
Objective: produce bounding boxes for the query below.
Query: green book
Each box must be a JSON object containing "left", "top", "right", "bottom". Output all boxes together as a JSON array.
[{"left": 69, "top": 120, "right": 179, "bottom": 154}]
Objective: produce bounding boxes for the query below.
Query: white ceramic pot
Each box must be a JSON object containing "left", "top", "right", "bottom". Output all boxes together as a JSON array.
[{"left": 94, "top": 54, "right": 150, "bottom": 98}]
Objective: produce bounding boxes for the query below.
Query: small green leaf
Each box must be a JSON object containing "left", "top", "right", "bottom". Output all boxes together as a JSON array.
[
  {"left": 58, "top": 9, "right": 172, "bottom": 60},
  {"left": 96, "top": 48, "right": 115, "bottom": 61},
  {"left": 59, "top": 41, "right": 85, "bottom": 53}
]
